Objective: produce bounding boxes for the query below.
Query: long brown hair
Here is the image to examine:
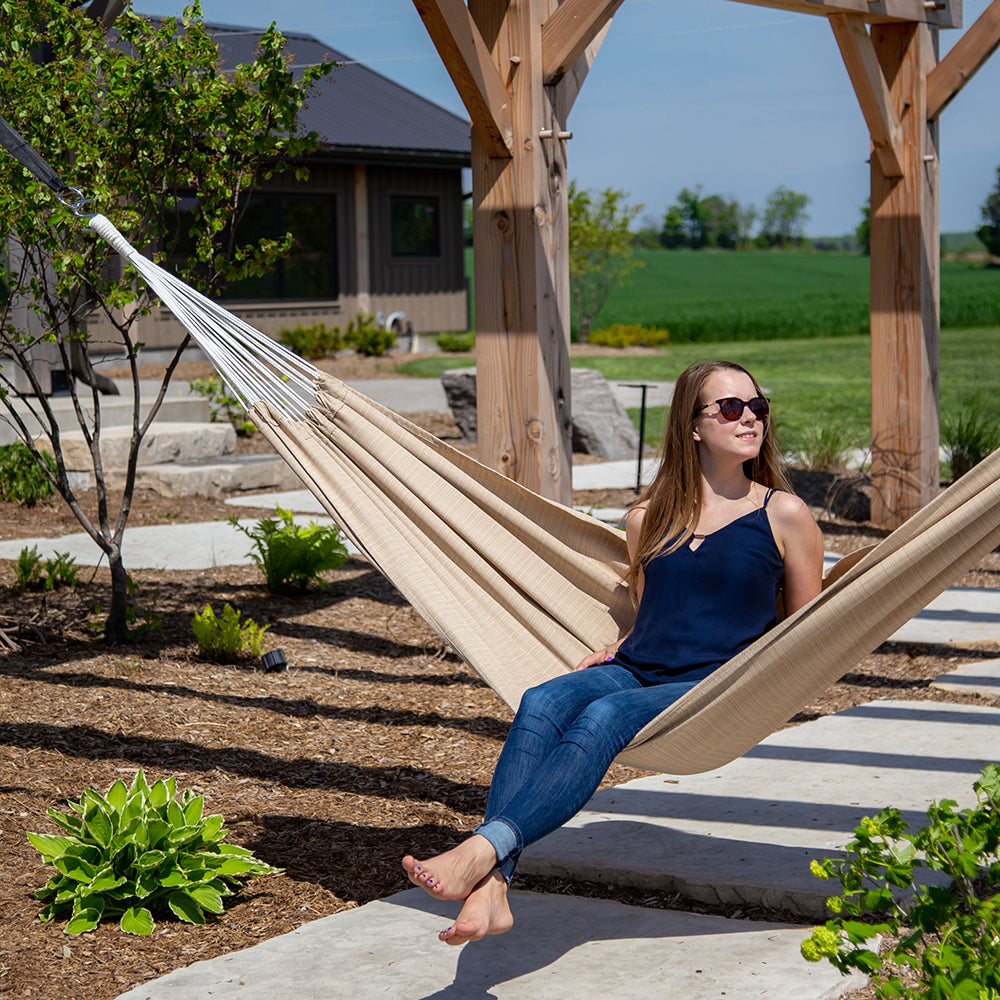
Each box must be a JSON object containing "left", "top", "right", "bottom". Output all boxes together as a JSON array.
[{"left": 626, "top": 360, "right": 791, "bottom": 602}]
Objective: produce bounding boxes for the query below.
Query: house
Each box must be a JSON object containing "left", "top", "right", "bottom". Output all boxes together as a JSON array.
[{"left": 113, "top": 20, "right": 471, "bottom": 350}]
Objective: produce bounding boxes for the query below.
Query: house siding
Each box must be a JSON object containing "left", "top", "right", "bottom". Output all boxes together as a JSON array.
[{"left": 366, "top": 166, "right": 465, "bottom": 297}]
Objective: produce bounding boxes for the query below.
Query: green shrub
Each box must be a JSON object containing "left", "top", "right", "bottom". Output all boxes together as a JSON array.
[
  {"left": 942, "top": 410, "right": 1000, "bottom": 479},
  {"left": 13, "top": 545, "right": 80, "bottom": 593},
  {"left": 188, "top": 376, "right": 256, "bottom": 437},
  {"left": 436, "top": 331, "right": 475, "bottom": 353},
  {"left": 345, "top": 313, "right": 395, "bottom": 357},
  {"left": 795, "top": 424, "right": 862, "bottom": 472},
  {"left": 589, "top": 323, "right": 670, "bottom": 349},
  {"left": 801, "top": 764, "right": 1000, "bottom": 998},
  {"left": 0, "top": 442, "right": 57, "bottom": 504},
  {"left": 192, "top": 603, "right": 269, "bottom": 662},
  {"left": 278, "top": 321, "right": 342, "bottom": 360},
  {"left": 229, "top": 506, "right": 348, "bottom": 592},
  {"left": 29, "top": 769, "right": 281, "bottom": 935}
]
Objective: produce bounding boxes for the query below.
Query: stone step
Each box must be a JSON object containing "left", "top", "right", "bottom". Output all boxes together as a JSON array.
[
  {"left": 135, "top": 453, "right": 303, "bottom": 498},
  {"left": 0, "top": 393, "right": 210, "bottom": 447},
  {"left": 62, "top": 453, "right": 302, "bottom": 497},
  {"left": 49, "top": 421, "right": 236, "bottom": 472}
]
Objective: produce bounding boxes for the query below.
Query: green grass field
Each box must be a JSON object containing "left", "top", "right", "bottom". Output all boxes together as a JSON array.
[
  {"left": 402, "top": 326, "right": 1000, "bottom": 456},
  {"left": 462, "top": 247, "right": 999, "bottom": 341},
  {"left": 591, "top": 250, "right": 1000, "bottom": 341}
]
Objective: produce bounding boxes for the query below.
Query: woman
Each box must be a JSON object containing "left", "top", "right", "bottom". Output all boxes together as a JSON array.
[{"left": 402, "top": 360, "right": 824, "bottom": 945}]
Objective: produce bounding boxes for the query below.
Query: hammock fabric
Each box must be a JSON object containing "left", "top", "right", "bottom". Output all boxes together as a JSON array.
[{"left": 89, "top": 214, "right": 1000, "bottom": 775}]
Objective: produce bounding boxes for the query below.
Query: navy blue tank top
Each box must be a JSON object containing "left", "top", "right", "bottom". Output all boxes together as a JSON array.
[{"left": 614, "top": 491, "right": 784, "bottom": 685}]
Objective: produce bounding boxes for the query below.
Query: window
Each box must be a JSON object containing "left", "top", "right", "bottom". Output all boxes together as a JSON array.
[
  {"left": 390, "top": 195, "right": 440, "bottom": 257},
  {"left": 167, "top": 193, "right": 339, "bottom": 301}
]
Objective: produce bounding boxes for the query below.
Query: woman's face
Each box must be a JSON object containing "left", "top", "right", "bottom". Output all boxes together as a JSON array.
[{"left": 692, "top": 369, "right": 765, "bottom": 463}]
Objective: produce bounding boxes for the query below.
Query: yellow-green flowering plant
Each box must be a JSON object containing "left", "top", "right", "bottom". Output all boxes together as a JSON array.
[{"left": 802, "top": 764, "right": 1000, "bottom": 998}]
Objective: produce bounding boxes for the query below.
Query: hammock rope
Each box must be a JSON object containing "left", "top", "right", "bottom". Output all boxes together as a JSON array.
[{"left": 85, "top": 213, "right": 1000, "bottom": 776}]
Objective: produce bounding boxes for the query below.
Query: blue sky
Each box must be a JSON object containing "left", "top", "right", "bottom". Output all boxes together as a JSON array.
[{"left": 131, "top": 0, "right": 999, "bottom": 237}]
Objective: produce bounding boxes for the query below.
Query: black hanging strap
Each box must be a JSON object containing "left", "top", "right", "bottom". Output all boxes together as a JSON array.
[
  {"left": 0, "top": 113, "right": 96, "bottom": 216},
  {"left": 0, "top": 113, "right": 65, "bottom": 191}
]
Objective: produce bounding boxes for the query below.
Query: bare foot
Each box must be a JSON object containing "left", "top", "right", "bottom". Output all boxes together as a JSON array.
[
  {"left": 438, "top": 870, "right": 513, "bottom": 945},
  {"left": 402, "top": 835, "right": 498, "bottom": 901}
]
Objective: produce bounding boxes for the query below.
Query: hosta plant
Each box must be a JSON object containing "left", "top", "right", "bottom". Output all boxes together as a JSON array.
[{"left": 29, "top": 769, "right": 281, "bottom": 935}]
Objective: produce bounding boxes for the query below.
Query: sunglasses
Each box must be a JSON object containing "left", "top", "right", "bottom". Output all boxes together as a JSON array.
[{"left": 698, "top": 395, "right": 770, "bottom": 421}]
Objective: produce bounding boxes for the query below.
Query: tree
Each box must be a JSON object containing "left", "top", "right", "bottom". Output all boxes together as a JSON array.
[
  {"left": 978, "top": 165, "right": 1000, "bottom": 259},
  {"left": 568, "top": 181, "right": 643, "bottom": 340},
  {"left": 0, "top": 1, "right": 332, "bottom": 642},
  {"left": 660, "top": 206, "right": 686, "bottom": 249},
  {"left": 675, "top": 186, "right": 710, "bottom": 249},
  {"left": 856, "top": 198, "right": 871, "bottom": 256},
  {"left": 760, "top": 186, "right": 811, "bottom": 247},
  {"left": 663, "top": 187, "right": 755, "bottom": 250}
]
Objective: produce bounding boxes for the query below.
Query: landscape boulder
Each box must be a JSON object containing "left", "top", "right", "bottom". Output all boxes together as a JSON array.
[{"left": 440, "top": 367, "right": 640, "bottom": 460}]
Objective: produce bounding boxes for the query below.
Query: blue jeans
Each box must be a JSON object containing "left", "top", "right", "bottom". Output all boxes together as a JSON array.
[{"left": 475, "top": 663, "right": 716, "bottom": 882}]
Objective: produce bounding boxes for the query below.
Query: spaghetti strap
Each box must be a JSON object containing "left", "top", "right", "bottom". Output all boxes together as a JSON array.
[{"left": 762, "top": 488, "right": 776, "bottom": 508}]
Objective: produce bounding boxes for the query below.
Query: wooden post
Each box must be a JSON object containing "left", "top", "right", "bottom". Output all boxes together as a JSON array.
[
  {"left": 868, "top": 22, "right": 940, "bottom": 527},
  {"left": 468, "top": 0, "right": 573, "bottom": 503}
]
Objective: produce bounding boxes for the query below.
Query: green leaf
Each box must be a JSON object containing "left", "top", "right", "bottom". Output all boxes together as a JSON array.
[
  {"left": 84, "top": 805, "right": 113, "bottom": 847},
  {"left": 188, "top": 884, "right": 225, "bottom": 914},
  {"left": 148, "top": 780, "right": 170, "bottom": 810},
  {"left": 27, "top": 832, "right": 75, "bottom": 860},
  {"left": 129, "top": 769, "right": 151, "bottom": 800},
  {"left": 184, "top": 795, "right": 205, "bottom": 826},
  {"left": 106, "top": 780, "right": 128, "bottom": 813},
  {"left": 167, "top": 799, "right": 185, "bottom": 829},
  {"left": 167, "top": 891, "right": 206, "bottom": 925},
  {"left": 65, "top": 908, "right": 102, "bottom": 935},
  {"left": 135, "top": 850, "right": 167, "bottom": 870},
  {"left": 54, "top": 856, "right": 97, "bottom": 883},
  {"left": 120, "top": 906, "right": 155, "bottom": 936}
]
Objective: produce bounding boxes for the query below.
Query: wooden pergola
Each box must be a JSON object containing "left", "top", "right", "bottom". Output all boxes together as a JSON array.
[{"left": 412, "top": 0, "right": 1000, "bottom": 527}]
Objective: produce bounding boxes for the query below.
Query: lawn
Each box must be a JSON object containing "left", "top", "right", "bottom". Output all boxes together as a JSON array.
[{"left": 401, "top": 327, "right": 1000, "bottom": 455}]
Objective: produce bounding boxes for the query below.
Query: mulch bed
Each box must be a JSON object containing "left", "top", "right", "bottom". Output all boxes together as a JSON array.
[{"left": 1, "top": 403, "right": 999, "bottom": 999}]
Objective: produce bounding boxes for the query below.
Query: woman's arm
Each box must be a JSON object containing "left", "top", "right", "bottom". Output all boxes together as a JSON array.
[
  {"left": 767, "top": 492, "right": 824, "bottom": 617},
  {"left": 572, "top": 503, "right": 646, "bottom": 670}
]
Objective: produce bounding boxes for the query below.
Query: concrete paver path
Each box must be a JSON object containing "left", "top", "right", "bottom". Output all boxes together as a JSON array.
[{"left": 114, "top": 889, "right": 862, "bottom": 1000}]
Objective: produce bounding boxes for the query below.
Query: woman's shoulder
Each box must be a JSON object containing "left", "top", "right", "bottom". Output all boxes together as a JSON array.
[{"left": 764, "top": 487, "right": 823, "bottom": 549}]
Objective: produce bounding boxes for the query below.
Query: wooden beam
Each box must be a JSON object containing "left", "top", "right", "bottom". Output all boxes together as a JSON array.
[
  {"left": 830, "top": 14, "right": 905, "bottom": 177},
  {"left": 868, "top": 22, "right": 940, "bottom": 527},
  {"left": 727, "top": 0, "right": 962, "bottom": 27},
  {"left": 541, "top": 0, "right": 624, "bottom": 85},
  {"left": 412, "top": 0, "right": 513, "bottom": 159},
  {"left": 926, "top": 0, "right": 1000, "bottom": 119},
  {"left": 470, "top": 0, "right": 573, "bottom": 504}
]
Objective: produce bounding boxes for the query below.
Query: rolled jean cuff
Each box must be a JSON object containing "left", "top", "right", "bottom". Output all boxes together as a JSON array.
[{"left": 474, "top": 818, "right": 520, "bottom": 868}]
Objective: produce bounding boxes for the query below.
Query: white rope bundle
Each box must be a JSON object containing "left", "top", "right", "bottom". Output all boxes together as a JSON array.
[{"left": 88, "top": 214, "right": 319, "bottom": 419}]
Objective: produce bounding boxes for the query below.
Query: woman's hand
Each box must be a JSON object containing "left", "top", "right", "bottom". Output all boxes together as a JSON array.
[{"left": 572, "top": 645, "right": 619, "bottom": 671}]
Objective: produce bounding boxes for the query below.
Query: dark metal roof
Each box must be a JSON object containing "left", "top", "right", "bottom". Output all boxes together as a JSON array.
[{"left": 152, "top": 19, "right": 471, "bottom": 166}]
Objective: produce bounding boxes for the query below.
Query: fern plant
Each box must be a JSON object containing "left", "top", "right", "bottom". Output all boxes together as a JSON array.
[
  {"left": 29, "top": 769, "right": 281, "bottom": 935},
  {"left": 192, "top": 603, "right": 269, "bottom": 662},
  {"left": 229, "top": 506, "right": 348, "bottom": 592}
]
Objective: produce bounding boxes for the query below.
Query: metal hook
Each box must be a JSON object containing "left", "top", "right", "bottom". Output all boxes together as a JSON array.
[{"left": 55, "top": 185, "right": 98, "bottom": 218}]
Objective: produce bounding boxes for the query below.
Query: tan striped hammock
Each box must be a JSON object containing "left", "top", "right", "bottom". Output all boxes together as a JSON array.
[{"left": 90, "top": 213, "right": 1000, "bottom": 775}]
